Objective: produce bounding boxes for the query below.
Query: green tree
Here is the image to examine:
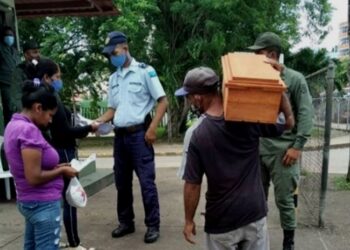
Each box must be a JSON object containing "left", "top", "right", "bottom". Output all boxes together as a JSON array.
[
  {"left": 335, "top": 58, "right": 349, "bottom": 92},
  {"left": 17, "top": 0, "right": 332, "bottom": 139},
  {"left": 284, "top": 48, "right": 330, "bottom": 97},
  {"left": 143, "top": 0, "right": 332, "bottom": 138}
]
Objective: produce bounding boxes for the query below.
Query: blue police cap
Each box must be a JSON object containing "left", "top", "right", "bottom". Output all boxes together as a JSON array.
[{"left": 102, "top": 31, "right": 127, "bottom": 55}]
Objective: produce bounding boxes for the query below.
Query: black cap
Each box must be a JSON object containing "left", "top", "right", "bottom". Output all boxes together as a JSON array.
[
  {"left": 23, "top": 40, "right": 40, "bottom": 52},
  {"left": 175, "top": 67, "right": 219, "bottom": 96},
  {"left": 102, "top": 31, "right": 127, "bottom": 55}
]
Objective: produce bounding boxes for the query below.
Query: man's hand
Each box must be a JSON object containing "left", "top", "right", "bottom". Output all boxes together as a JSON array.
[
  {"left": 283, "top": 148, "right": 301, "bottom": 166},
  {"left": 264, "top": 58, "right": 284, "bottom": 72},
  {"left": 183, "top": 221, "right": 196, "bottom": 244},
  {"left": 90, "top": 121, "right": 100, "bottom": 132},
  {"left": 145, "top": 126, "right": 157, "bottom": 145}
]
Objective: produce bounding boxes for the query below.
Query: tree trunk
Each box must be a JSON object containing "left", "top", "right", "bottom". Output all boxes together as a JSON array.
[
  {"left": 167, "top": 106, "right": 182, "bottom": 142},
  {"left": 166, "top": 100, "right": 189, "bottom": 142}
]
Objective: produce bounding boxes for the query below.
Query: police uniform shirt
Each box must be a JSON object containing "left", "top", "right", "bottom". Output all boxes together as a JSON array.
[{"left": 107, "top": 58, "right": 166, "bottom": 128}]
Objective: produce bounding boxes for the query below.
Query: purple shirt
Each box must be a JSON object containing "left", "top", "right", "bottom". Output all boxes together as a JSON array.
[{"left": 4, "top": 114, "right": 62, "bottom": 202}]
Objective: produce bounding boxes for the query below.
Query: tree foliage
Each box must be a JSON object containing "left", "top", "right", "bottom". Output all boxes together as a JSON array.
[
  {"left": 284, "top": 47, "right": 330, "bottom": 97},
  {"left": 285, "top": 48, "right": 329, "bottom": 76},
  {"left": 17, "top": 0, "right": 332, "bottom": 139},
  {"left": 335, "top": 58, "right": 350, "bottom": 92}
]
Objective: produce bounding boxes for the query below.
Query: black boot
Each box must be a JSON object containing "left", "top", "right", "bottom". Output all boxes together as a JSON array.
[
  {"left": 144, "top": 227, "right": 160, "bottom": 243},
  {"left": 111, "top": 223, "right": 135, "bottom": 238},
  {"left": 283, "top": 230, "right": 295, "bottom": 250}
]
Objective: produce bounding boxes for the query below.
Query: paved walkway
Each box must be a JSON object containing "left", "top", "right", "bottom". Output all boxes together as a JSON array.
[
  {"left": 78, "top": 133, "right": 350, "bottom": 158},
  {"left": 1, "top": 168, "right": 350, "bottom": 250},
  {"left": 78, "top": 141, "right": 183, "bottom": 158},
  {"left": 1, "top": 135, "right": 350, "bottom": 249}
]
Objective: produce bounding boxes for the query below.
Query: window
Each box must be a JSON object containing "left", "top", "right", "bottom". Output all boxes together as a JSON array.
[
  {"left": 340, "top": 37, "right": 349, "bottom": 46},
  {"left": 340, "top": 49, "right": 349, "bottom": 56},
  {"left": 340, "top": 25, "right": 348, "bottom": 34}
]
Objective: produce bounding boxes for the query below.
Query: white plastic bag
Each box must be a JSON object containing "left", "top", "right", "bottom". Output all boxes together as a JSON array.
[
  {"left": 70, "top": 153, "right": 96, "bottom": 172},
  {"left": 65, "top": 177, "right": 87, "bottom": 208}
]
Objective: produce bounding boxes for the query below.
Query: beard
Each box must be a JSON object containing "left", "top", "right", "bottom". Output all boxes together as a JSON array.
[{"left": 190, "top": 104, "right": 203, "bottom": 118}]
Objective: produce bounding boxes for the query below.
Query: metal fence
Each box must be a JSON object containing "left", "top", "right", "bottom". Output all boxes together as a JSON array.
[
  {"left": 80, "top": 106, "right": 108, "bottom": 120},
  {"left": 300, "top": 61, "right": 338, "bottom": 227}
]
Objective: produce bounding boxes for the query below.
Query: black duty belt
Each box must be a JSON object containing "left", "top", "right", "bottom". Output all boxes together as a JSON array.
[{"left": 114, "top": 124, "right": 145, "bottom": 135}]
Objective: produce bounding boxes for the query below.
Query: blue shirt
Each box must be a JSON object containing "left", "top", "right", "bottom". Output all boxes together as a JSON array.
[{"left": 107, "top": 58, "right": 166, "bottom": 127}]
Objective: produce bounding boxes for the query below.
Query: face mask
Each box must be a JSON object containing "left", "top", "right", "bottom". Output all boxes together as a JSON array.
[
  {"left": 4, "top": 36, "right": 14, "bottom": 46},
  {"left": 111, "top": 54, "right": 126, "bottom": 68},
  {"left": 52, "top": 79, "right": 63, "bottom": 92}
]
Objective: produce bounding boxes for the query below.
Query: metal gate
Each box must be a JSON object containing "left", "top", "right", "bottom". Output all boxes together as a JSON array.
[{"left": 300, "top": 61, "right": 336, "bottom": 227}]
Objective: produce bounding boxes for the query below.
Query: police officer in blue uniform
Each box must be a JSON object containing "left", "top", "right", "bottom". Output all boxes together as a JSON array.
[{"left": 97, "top": 31, "right": 168, "bottom": 243}]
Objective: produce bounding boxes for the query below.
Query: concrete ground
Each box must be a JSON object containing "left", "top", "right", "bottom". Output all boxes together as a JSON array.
[
  {"left": 1, "top": 167, "right": 350, "bottom": 250},
  {"left": 1, "top": 135, "right": 350, "bottom": 249}
]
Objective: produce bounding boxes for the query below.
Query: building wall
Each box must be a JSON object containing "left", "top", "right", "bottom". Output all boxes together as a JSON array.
[{"left": 338, "top": 21, "right": 349, "bottom": 59}]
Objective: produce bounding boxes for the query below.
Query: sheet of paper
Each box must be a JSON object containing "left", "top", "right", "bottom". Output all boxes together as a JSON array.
[
  {"left": 70, "top": 153, "right": 96, "bottom": 172},
  {"left": 97, "top": 123, "right": 114, "bottom": 135}
]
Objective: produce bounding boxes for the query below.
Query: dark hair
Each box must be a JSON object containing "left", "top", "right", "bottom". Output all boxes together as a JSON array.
[
  {"left": 265, "top": 46, "right": 281, "bottom": 58},
  {"left": 1, "top": 26, "right": 14, "bottom": 38},
  {"left": 25, "top": 58, "right": 59, "bottom": 81},
  {"left": 21, "top": 81, "right": 57, "bottom": 110}
]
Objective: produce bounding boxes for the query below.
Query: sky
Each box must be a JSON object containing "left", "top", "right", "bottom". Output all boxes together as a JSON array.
[{"left": 293, "top": 0, "right": 348, "bottom": 52}]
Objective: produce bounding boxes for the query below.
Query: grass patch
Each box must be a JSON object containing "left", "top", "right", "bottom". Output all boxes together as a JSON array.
[
  {"left": 311, "top": 127, "right": 349, "bottom": 139},
  {"left": 333, "top": 176, "right": 350, "bottom": 191},
  {"left": 300, "top": 169, "right": 310, "bottom": 177}
]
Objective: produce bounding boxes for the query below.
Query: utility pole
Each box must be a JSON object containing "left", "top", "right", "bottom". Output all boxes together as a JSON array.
[{"left": 346, "top": 0, "right": 350, "bottom": 181}]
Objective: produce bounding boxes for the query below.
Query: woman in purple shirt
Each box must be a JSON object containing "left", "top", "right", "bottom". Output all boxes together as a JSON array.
[{"left": 4, "top": 81, "right": 77, "bottom": 250}]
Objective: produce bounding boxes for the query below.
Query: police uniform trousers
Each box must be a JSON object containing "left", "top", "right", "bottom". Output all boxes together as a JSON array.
[
  {"left": 260, "top": 153, "right": 299, "bottom": 231},
  {"left": 113, "top": 128, "right": 160, "bottom": 228}
]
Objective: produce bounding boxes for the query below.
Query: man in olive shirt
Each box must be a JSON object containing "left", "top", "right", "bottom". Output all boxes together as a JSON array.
[
  {"left": 248, "top": 32, "right": 313, "bottom": 250},
  {"left": 0, "top": 26, "right": 20, "bottom": 125}
]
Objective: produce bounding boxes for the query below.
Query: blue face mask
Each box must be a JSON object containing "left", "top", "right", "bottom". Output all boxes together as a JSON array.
[
  {"left": 4, "top": 35, "right": 14, "bottom": 46},
  {"left": 52, "top": 79, "right": 63, "bottom": 92},
  {"left": 110, "top": 54, "right": 126, "bottom": 68}
]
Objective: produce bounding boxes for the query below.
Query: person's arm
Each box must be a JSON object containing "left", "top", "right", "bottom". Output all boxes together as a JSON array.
[
  {"left": 279, "top": 92, "right": 295, "bottom": 130},
  {"left": 50, "top": 102, "right": 94, "bottom": 139},
  {"left": 291, "top": 76, "right": 313, "bottom": 149},
  {"left": 143, "top": 65, "right": 168, "bottom": 144},
  {"left": 183, "top": 182, "right": 201, "bottom": 244},
  {"left": 283, "top": 74, "right": 313, "bottom": 166},
  {"left": 22, "top": 148, "right": 77, "bottom": 186},
  {"left": 257, "top": 93, "right": 294, "bottom": 138},
  {"left": 145, "top": 96, "right": 168, "bottom": 144},
  {"left": 96, "top": 108, "right": 116, "bottom": 123}
]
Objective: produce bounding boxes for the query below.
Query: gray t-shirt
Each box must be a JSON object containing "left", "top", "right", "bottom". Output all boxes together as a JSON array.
[
  {"left": 178, "top": 115, "right": 205, "bottom": 178},
  {"left": 184, "top": 114, "right": 284, "bottom": 234}
]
